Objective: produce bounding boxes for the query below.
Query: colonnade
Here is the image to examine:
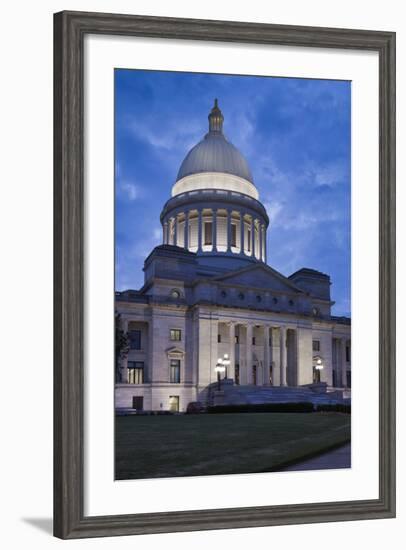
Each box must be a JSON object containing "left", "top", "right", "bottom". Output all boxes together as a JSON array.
[
  {"left": 163, "top": 207, "right": 267, "bottom": 262},
  {"left": 217, "top": 322, "right": 291, "bottom": 387}
]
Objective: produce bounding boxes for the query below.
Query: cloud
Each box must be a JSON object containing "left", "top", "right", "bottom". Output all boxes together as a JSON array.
[{"left": 117, "top": 180, "right": 140, "bottom": 201}]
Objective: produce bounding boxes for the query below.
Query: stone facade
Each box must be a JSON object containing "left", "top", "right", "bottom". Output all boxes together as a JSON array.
[{"left": 115, "top": 100, "right": 351, "bottom": 412}]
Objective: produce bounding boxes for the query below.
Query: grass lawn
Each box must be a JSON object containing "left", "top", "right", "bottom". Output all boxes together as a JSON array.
[{"left": 115, "top": 412, "right": 350, "bottom": 480}]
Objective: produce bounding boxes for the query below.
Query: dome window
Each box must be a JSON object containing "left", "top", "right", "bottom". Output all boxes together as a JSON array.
[
  {"left": 170, "top": 289, "right": 181, "bottom": 299},
  {"left": 238, "top": 292, "right": 245, "bottom": 300}
]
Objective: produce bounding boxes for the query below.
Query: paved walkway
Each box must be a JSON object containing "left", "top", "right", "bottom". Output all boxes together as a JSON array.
[{"left": 281, "top": 443, "right": 351, "bottom": 471}]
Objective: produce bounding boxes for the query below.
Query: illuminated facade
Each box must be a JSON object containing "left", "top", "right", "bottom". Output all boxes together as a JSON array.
[{"left": 115, "top": 100, "right": 351, "bottom": 412}]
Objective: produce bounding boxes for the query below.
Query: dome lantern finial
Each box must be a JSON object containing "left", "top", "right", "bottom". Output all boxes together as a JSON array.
[{"left": 208, "top": 98, "right": 224, "bottom": 133}]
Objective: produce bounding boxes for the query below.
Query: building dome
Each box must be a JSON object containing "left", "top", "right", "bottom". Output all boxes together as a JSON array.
[
  {"left": 176, "top": 100, "right": 253, "bottom": 183},
  {"left": 162, "top": 100, "right": 269, "bottom": 269}
]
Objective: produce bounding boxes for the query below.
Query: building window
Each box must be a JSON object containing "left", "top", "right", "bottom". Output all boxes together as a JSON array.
[
  {"left": 256, "top": 295, "right": 262, "bottom": 302},
  {"left": 170, "top": 288, "right": 181, "bottom": 299},
  {"left": 269, "top": 336, "right": 272, "bottom": 347},
  {"left": 346, "top": 345, "right": 351, "bottom": 362},
  {"left": 128, "top": 329, "right": 141, "bottom": 350},
  {"left": 169, "top": 395, "right": 180, "bottom": 412},
  {"left": 252, "top": 336, "right": 256, "bottom": 345},
  {"left": 128, "top": 361, "right": 144, "bottom": 384},
  {"left": 238, "top": 292, "right": 245, "bottom": 300},
  {"left": 204, "top": 221, "right": 213, "bottom": 245},
  {"left": 346, "top": 371, "right": 351, "bottom": 388},
  {"left": 289, "top": 299, "right": 294, "bottom": 306},
  {"left": 231, "top": 223, "right": 237, "bottom": 247},
  {"left": 247, "top": 229, "right": 251, "bottom": 251},
  {"left": 170, "top": 329, "right": 181, "bottom": 341},
  {"left": 235, "top": 334, "right": 239, "bottom": 344},
  {"left": 312, "top": 340, "right": 320, "bottom": 352},
  {"left": 235, "top": 364, "right": 240, "bottom": 385},
  {"left": 217, "top": 334, "right": 221, "bottom": 343},
  {"left": 170, "top": 359, "right": 181, "bottom": 383},
  {"left": 252, "top": 365, "right": 257, "bottom": 385},
  {"left": 273, "top": 297, "right": 278, "bottom": 304},
  {"left": 221, "top": 290, "right": 227, "bottom": 298}
]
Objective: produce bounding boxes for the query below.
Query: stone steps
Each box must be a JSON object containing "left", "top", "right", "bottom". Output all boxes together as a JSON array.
[{"left": 211, "top": 383, "right": 350, "bottom": 406}]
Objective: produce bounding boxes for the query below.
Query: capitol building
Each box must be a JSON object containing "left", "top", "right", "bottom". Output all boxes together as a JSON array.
[{"left": 115, "top": 100, "right": 351, "bottom": 413}]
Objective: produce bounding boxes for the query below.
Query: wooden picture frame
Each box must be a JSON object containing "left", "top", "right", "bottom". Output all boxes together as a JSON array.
[{"left": 54, "top": 10, "right": 396, "bottom": 539}]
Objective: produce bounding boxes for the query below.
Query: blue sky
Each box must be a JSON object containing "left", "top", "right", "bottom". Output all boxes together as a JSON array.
[{"left": 115, "top": 69, "right": 351, "bottom": 316}]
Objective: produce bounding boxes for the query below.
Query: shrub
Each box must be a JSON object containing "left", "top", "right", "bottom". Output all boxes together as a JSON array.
[
  {"left": 316, "top": 403, "right": 351, "bottom": 414},
  {"left": 186, "top": 401, "right": 206, "bottom": 414}
]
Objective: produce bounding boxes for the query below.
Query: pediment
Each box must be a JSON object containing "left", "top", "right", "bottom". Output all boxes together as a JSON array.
[
  {"left": 165, "top": 346, "right": 185, "bottom": 357},
  {"left": 213, "top": 264, "right": 304, "bottom": 294}
]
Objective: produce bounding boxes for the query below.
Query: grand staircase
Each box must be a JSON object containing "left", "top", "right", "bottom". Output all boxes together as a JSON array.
[{"left": 205, "top": 381, "right": 351, "bottom": 407}]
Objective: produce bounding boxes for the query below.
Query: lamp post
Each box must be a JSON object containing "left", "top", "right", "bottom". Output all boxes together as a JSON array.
[
  {"left": 222, "top": 353, "right": 230, "bottom": 379},
  {"left": 215, "top": 358, "right": 226, "bottom": 391},
  {"left": 314, "top": 357, "right": 324, "bottom": 383}
]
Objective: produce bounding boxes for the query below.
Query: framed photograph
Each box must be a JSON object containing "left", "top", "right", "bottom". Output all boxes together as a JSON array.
[{"left": 54, "top": 10, "right": 396, "bottom": 539}]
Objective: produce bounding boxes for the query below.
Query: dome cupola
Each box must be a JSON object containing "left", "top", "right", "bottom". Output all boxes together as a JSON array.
[{"left": 173, "top": 99, "right": 257, "bottom": 198}]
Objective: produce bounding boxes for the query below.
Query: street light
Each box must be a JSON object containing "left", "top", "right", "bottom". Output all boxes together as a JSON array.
[
  {"left": 222, "top": 353, "right": 231, "bottom": 379},
  {"left": 215, "top": 358, "right": 226, "bottom": 391},
  {"left": 314, "top": 357, "right": 324, "bottom": 383}
]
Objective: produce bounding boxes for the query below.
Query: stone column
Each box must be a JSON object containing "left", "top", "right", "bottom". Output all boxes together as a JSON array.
[
  {"left": 263, "top": 226, "right": 267, "bottom": 263},
  {"left": 280, "top": 326, "right": 287, "bottom": 386},
  {"left": 173, "top": 214, "right": 178, "bottom": 246},
  {"left": 120, "top": 318, "right": 129, "bottom": 383},
  {"left": 259, "top": 223, "right": 263, "bottom": 261},
  {"left": 240, "top": 212, "right": 245, "bottom": 255},
  {"left": 197, "top": 210, "right": 202, "bottom": 252},
  {"left": 163, "top": 222, "right": 167, "bottom": 244},
  {"left": 246, "top": 324, "right": 253, "bottom": 384},
  {"left": 341, "top": 338, "right": 347, "bottom": 387},
  {"left": 212, "top": 209, "right": 217, "bottom": 251},
  {"left": 184, "top": 210, "right": 189, "bottom": 250},
  {"left": 263, "top": 325, "right": 270, "bottom": 385},
  {"left": 228, "top": 322, "right": 235, "bottom": 380},
  {"left": 251, "top": 217, "right": 255, "bottom": 257},
  {"left": 295, "top": 326, "right": 313, "bottom": 385},
  {"left": 226, "top": 209, "right": 232, "bottom": 252}
]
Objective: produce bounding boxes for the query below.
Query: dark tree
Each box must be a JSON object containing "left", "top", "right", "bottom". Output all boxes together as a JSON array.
[{"left": 115, "top": 312, "right": 130, "bottom": 383}]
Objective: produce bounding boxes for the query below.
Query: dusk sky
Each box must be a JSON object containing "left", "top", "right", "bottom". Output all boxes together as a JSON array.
[{"left": 115, "top": 69, "right": 351, "bottom": 317}]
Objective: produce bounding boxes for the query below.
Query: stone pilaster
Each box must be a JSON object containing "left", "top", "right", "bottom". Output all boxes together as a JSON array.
[
  {"left": 246, "top": 324, "right": 253, "bottom": 384},
  {"left": 280, "top": 326, "right": 287, "bottom": 386},
  {"left": 228, "top": 322, "right": 236, "bottom": 381},
  {"left": 263, "top": 325, "right": 270, "bottom": 385},
  {"left": 341, "top": 338, "right": 347, "bottom": 387}
]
